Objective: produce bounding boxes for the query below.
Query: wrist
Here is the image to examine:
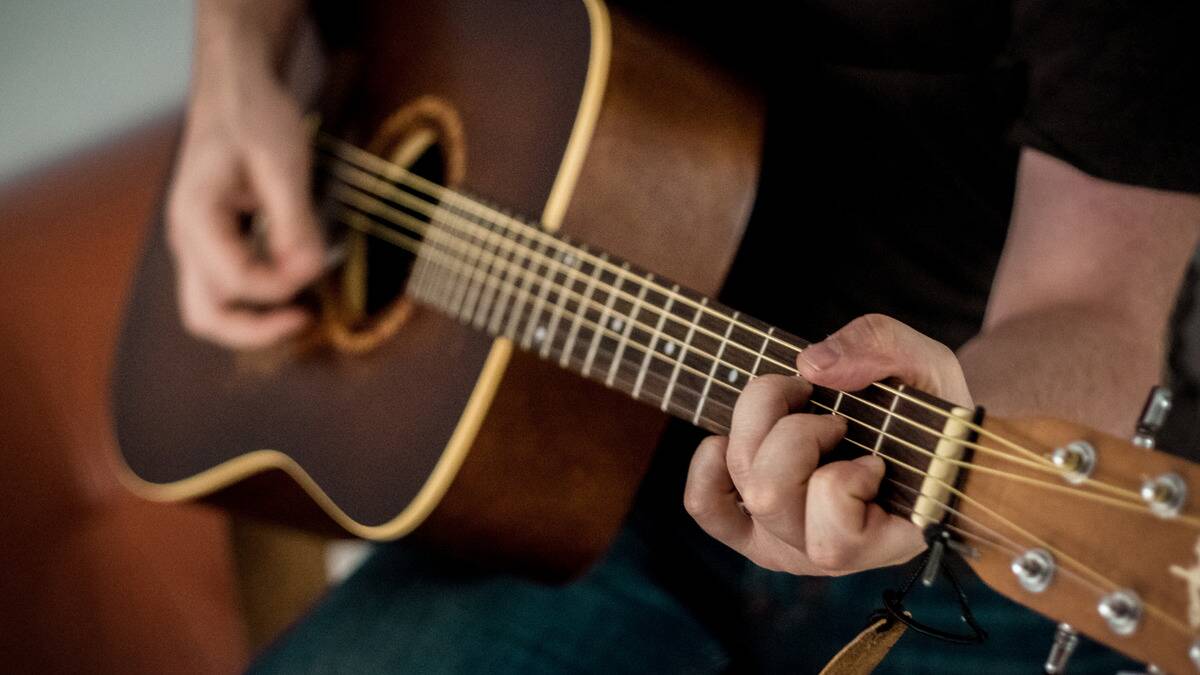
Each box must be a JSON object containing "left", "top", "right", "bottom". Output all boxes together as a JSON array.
[{"left": 194, "top": 0, "right": 305, "bottom": 80}]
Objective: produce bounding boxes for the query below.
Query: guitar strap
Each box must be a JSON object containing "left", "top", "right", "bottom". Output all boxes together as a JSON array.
[{"left": 818, "top": 616, "right": 908, "bottom": 675}]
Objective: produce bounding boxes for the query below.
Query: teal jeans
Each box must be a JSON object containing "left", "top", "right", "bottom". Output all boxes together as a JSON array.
[{"left": 252, "top": 428, "right": 1136, "bottom": 673}]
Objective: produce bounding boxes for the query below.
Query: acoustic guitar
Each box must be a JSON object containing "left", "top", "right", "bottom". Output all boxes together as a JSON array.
[{"left": 113, "top": 1, "right": 1200, "bottom": 671}]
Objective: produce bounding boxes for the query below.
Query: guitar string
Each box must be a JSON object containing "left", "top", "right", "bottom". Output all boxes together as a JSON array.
[
  {"left": 333, "top": 198, "right": 1193, "bottom": 528},
  {"left": 315, "top": 133, "right": 1061, "bottom": 471},
  {"left": 337, "top": 208, "right": 739, "bottom": 428},
  {"left": 804, "top": 396, "right": 1200, "bottom": 526},
  {"left": 319, "top": 159, "right": 1144, "bottom": 501},
  {"left": 322, "top": 169, "right": 1150, "bottom": 508},
  {"left": 333, "top": 209, "right": 1191, "bottom": 636},
  {"left": 837, "top": 435, "right": 1190, "bottom": 637},
  {"left": 883, "top": 496, "right": 1110, "bottom": 598}
]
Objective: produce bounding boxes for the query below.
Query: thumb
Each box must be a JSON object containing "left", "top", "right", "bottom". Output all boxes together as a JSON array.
[
  {"left": 795, "top": 314, "right": 972, "bottom": 407},
  {"left": 244, "top": 100, "right": 324, "bottom": 284}
]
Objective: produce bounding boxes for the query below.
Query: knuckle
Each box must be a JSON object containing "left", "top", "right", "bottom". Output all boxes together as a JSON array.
[
  {"left": 682, "top": 486, "right": 708, "bottom": 519},
  {"left": 853, "top": 313, "right": 896, "bottom": 352},
  {"left": 740, "top": 484, "right": 785, "bottom": 518}
]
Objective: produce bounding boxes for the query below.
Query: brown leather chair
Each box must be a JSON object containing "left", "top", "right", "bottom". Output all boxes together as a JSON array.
[{"left": 0, "top": 118, "right": 249, "bottom": 674}]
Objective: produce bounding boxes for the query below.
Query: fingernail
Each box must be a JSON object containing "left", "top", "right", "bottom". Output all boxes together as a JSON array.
[{"left": 800, "top": 338, "right": 840, "bottom": 371}]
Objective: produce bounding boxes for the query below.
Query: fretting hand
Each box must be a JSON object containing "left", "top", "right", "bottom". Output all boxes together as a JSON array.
[{"left": 683, "top": 313, "right": 973, "bottom": 576}]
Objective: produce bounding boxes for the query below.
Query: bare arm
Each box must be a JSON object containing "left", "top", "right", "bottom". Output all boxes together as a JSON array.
[
  {"left": 684, "top": 147, "right": 1200, "bottom": 576},
  {"left": 959, "top": 148, "right": 1200, "bottom": 436},
  {"left": 168, "top": 0, "right": 324, "bottom": 348}
]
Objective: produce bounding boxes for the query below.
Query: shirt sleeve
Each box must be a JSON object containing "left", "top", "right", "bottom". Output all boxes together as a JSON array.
[{"left": 1008, "top": 0, "right": 1200, "bottom": 193}]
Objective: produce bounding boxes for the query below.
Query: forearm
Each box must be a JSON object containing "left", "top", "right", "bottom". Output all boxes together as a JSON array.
[
  {"left": 958, "top": 305, "right": 1162, "bottom": 437},
  {"left": 956, "top": 148, "right": 1200, "bottom": 438},
  {"left": 194, "top": 0, "right": 308, "bottom": 86}
]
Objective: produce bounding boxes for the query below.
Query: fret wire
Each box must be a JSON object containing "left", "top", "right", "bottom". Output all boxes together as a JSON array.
[
  {"left": 458, "top": 204, "right": 507, "bottom": 323},
  {"left": 483, "top": 223, "right": 523, "bottom": 336},
  {"left": 632, "top": 285, "right": 677, "bottom": 400},
  {"left": 343, "top": 207, "right": 809, "bottom": 436},
  {"left": 409, "top": 218, "right": 441, "bottom": 305},
  {"left": 694, "top": 310, "right": 738, "bottom": 425},
  {"left": 333, "top": 165, "right": 1155, "bottom": 508},
  {"left": 662, "top": 298, "right": 707, "bottom": 413},
  {"left": 501, "top": 231, "right": 542, "bottom": 341},
  {"left": 327, "top": 168, "right": 807, "bottom": 376},
  {"left": 425, "top": 223, "right": 459, "bottom": 308},
  {"left": 538, "top": 249, "right": 576, "bottom": 358},
  {"left": 560, "top": 252, "right": 607, "bottom": 369},
  {"left": 874, "top": 386, "right": 903, "bottom": 455},
  {"left": 337, "top": 195, "right": 799, "bottom": 414},
  {"left": 582, "top": 263, "right": 627, "bottom": 377},
  {"left": 329, "top": 149, "right": 798, "bottom": 356},
  {"left": 444, "top": 202, "right": 483, "bottom": 318},
  {"left": 343, "top": 197, "right": 771, "bottom": 403},
  {"left": 518, "top": 237, "right": 557, "bottom": 349},
  {"left": 432, "top": 216, "right": 466, "bottom": 312},
  {"left": 607, "top": 272, "right": 651, "bottom": 387},
  {"left": 343, "top": 199, "right": 971, "bottom": 477},
  {"left": 750, "top": 327, "right": 775, "bottom": 376},
  {"left": 341, "top": 208, "right": 974, "bottom": 475}
]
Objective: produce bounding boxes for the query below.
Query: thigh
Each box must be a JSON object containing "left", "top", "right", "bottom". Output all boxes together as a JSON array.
[{"left": 250, "top": 529, "right": 728, "bottom": 674}]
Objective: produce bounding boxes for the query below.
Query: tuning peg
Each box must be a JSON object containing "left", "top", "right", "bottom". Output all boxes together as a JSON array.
[
  {"left": 1044, "top": 623, "right": 1079, "bottom": 674},
  {"left": 1132, "top": 386, "right": 1172, "bottom": 449}
]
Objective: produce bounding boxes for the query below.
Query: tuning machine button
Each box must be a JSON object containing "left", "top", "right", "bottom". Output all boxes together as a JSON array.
[
  {"left": 1044, "top": 623, "right": 1079, "bottom": 674},
  {"left": 1133, "top": 386, "right": 1172, "bottom": 449},
  {"left": 1051, "top": 441, "right": 1096, "bottom": 485},
  {"left": 1140, "top": 472, "right": 1187, "bottom": 519},
  {"left": 1012, "top": 548, "right": 1055, "bottom": 593},
  {"left": 1098, "top": 589, "right": 1142, "bottom": 636}
]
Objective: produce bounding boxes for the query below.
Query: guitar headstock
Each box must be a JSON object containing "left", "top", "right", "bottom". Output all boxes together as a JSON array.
[{"left": 952, "top": 399, "right": 1200, "bottom": 673}]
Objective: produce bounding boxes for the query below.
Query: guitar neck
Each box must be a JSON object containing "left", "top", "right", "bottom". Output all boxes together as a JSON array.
[{"left": 395, "top": 201, "right": 968, "bottom": 516}]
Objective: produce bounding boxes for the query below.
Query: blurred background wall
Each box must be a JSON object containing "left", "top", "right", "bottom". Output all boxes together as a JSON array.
[{"left": 0, "top": 0, "right": 190, "bottom": 182}]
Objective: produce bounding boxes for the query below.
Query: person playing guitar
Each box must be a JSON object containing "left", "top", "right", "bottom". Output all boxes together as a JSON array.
[{"left": 166, "top": 0, "right": 1200, "bottom": 671}]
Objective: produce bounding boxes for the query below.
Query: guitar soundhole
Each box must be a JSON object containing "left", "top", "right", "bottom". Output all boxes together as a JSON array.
[{"left": 317, "top": 96, "right": 466, "bottom": 354}]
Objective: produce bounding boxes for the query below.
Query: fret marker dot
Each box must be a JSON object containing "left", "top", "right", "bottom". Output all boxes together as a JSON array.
[
  {"left": 533, "top": 326, "right": 547, "bottom": 343},
  {"left": 611, "top": 318, "right": 624, "bottom": 332},
  {"left": 664, "top": 341, "right": 677, "bottom": 356},
  {"left": 727, "top": 368, "right": 738, "bottom": 384}
]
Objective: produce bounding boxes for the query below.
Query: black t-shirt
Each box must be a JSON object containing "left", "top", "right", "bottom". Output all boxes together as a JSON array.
[
  {"left": 619, "top": 0, "right": 1199, "bottom": 348},
  {"left": 618, "top": 1, "right": 1200, "bottom": 670}
]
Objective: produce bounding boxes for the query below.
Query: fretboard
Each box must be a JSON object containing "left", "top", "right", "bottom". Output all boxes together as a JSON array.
[{"left": 322, "top": 152, "right": 969, "bottom": 517}]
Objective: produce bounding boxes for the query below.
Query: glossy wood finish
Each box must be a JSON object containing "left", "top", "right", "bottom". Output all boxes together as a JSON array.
[
  {"left": 960, "top": 416, "right": 1200, "bottom": 674},
  {"left": 116, "top": 0, "right": 593, "bottom": 528},
  {"left": 114, "top": 1, "right": 765, "bottom": 578},
  {"left": 412, "top": 7, "right": 764, "bottom": 577}
]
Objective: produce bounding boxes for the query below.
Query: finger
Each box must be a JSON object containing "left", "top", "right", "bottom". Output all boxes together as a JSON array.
[
  {"left": 684, "top": 435, "right": 752, "bottom": 549},
  {"left": 726, "top": 374, "right": 812, "bottom": 482},
  {"left": 243, "top": 99, "right": 324, "bottom": 285},
  {"left": 170, "top": 153, "right": 313, "bottom": 305},
  {"left": 794, "top": 314, "right": 972, "bottom": 406},
  {"left": 738, "top": 413, "right": 846, "bottom": 546},
  {"left": 177, "top": 262, "right": 311, "bottom": 349},
  {"left": 805, "top": 456, "right": 925, "bottom": 574}
]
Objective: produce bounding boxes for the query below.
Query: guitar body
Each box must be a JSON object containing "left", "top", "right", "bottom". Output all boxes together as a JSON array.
[{"left": 114, "top": 0, "right": 764, "bottom": 579}]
